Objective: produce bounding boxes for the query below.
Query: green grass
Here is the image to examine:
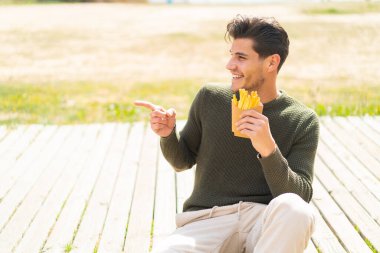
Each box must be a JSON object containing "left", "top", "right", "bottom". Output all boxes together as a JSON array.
[
  {"left": 0, "top": 81, "right": 157, "bottom": 125},
  {"left": 64, "top": 243, "right": 73, "bottom": 253},
  {"left": 0, "top": 80, "right": 203, "bottom": 125},
  {"left": 303, "top": 2, "right": 380, "bottom": 15},
  {"left": 149, "top": 219, "right": 154, "bottom": 252},
  {"left": 285, "top": 84, "right": 380, "bottom": 116},
  {"left": 354, "top": 225, "right": 378, "bottom": 253},
  {"left": 0, "top": 81, "right": 378, "bottom": 125},
  {"left": 0, "top": 82, "right": 133, "bottom": 125}
]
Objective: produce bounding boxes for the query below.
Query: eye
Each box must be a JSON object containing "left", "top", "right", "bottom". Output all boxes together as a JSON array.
[{"left": 238, "top": 56, "right": 246, "bottom": 60}]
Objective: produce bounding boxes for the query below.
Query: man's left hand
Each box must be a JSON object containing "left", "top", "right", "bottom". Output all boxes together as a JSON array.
[{"left": 236, "top": 110, "right": 276, "bottom": 157}]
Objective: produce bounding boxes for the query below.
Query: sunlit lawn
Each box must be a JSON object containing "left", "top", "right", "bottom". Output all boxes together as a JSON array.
[
  {"left": 0, "top": 2, "right": 379, "bottom": 125},
  {"left": 1, "top": 80, "right": 378, "bottom": 125}
]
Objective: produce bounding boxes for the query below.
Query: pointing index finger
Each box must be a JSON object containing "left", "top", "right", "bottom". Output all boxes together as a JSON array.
[{"left": 134, "top": 100, "right": 161, "bottom": 111}]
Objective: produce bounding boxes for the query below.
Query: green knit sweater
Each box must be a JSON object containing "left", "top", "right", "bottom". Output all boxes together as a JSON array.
[{"left": 160, "top": 85, "right": 319, "bottom": 212}]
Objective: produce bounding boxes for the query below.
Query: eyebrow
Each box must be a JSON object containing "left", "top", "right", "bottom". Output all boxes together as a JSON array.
[{"left": 229, "top": 50, "right": 248, "bottom": 57}]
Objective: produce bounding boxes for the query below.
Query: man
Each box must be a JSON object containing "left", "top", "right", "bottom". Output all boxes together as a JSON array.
[{"left": 135, "top": 16, "right": 319, "bottom": 253}]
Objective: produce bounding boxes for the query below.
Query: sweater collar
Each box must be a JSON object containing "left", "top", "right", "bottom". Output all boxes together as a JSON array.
[{"left": 262, "top": 90, "right": 287, "bottom": 110}]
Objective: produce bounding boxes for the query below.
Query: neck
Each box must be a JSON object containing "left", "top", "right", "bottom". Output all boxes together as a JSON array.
[{"left": 257, "top": 79, "right": 279, "bottom": 104}]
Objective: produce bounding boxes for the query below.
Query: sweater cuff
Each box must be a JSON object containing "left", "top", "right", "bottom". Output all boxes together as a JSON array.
[{"left": 257, "top": 146, "right": 287, "bottom": 170}]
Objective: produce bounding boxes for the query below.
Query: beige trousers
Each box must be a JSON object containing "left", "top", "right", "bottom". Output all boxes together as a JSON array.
[{"left": 152, "top": 193, "right": 315, "bottom": 253}]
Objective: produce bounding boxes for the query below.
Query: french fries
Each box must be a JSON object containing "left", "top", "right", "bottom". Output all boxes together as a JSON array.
[
  {"left": 231, "top": 89, "right": 263, "bottom": 138},
  {"left": 232, "top": 89, "right": 261, "bottom": 110}
]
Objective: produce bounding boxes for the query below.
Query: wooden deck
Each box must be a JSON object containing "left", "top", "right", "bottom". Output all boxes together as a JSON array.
[{"left": 0, "top": 116, "right": 379, "bottom": 253}]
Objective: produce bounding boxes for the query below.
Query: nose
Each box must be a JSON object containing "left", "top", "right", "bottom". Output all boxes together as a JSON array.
[{"left": 226, "top": 58, "right": 236, "bottom": 71}]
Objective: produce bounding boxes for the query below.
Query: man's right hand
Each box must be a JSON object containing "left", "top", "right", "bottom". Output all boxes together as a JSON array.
[{"left": 134, "top": 100, "right": 176, "bottom": 138}]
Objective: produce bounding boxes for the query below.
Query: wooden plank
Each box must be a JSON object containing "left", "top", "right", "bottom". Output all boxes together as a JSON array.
[
  {"left": 310, "top": 201, "right": 346, "bottom": 253},
  {"left": 71, "top": 123, "right": 128, "bottom": 252},
  {"left": 174, "top": 120, "right": 195, "bottom": 214},
  {"left": 0, "top": 125, "right": 57, "bottom": 202},
  {"left": 0, "top": 117, "right": 377, "bottom": 252},
  {"left": 334, "top": 117, "right": 380, "bottom": 162},
  {"left": 14, "top": 125, "right": 99, "bottom": 253},
  {"left": 0, "top": 125, "right": 29, "bottom": 175},
  {"left": 176, "top": 169, "right": 195, "bottom": 214},
  {"left": 0, "top": 126, "right": 81, "bottom": 251},
  {"left": 304, "top": 241, "right": 318, "bottom": 253},
  {"left": 0, "top": 126, "right": 59, "bottom": 230},
  {"left": 0, "top": 125, "right": 26, "bottom": 158},
  {"left": 347, "top": 117, "right": 380, "bottom": 147},
  {"left": 0, "top": 126, "right": 74, "bottom": 251},
  {"left": 0, "top": 125, "right": 43, "bottom": 198},
  {"left": 0, "top": 125, "right": 38, "bottom": 175},
  {"left": 123, "top": 124, "right": 160, "bottom": 253},
  {"left": 42, "top": 124, "right": 114, "bottom": 252},
  {"left": 97, "top": 123, "right": 145, "bottom": 253},
  {"left": 321, "top": 117, "right": 380, "bottom": 180},
  {"left": 316, "top": 154, "right": 380, "bottom": 249},
  {"left": 312, "top": 178, "right": 372, "bottom": 252},
  {"left": 318, "top": 137, "right": 380, "bottom": 225},
  {"left": 0, "top": 126, "right": 8, "bottom": 142},
  {"left": 319, "top": 124, "right": 380, "bottom": 202},
  {"left": 362, "top": 116, "right": 380, "bottom": 134},
  {"left": 151, "top": 147, "right": 177, "bottom": 250}
]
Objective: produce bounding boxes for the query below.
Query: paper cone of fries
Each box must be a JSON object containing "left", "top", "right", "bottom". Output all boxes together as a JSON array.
[{"left": 232, "top": 89, "right": 263, "bottom": 138}]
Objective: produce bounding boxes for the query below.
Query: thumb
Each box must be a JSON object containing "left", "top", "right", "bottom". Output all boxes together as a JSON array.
[{"left": 166, "top": 108, "right": 176, "bottom": 118}]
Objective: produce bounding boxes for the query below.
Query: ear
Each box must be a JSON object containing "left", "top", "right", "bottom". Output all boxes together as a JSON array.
[{"left": 266, "top": 54, "right": 281, "bottom": 73}]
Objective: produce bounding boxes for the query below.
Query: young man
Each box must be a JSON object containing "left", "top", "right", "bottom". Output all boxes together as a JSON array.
[{"left": 135, "top": 16, "right": 319, "bottom": 253}]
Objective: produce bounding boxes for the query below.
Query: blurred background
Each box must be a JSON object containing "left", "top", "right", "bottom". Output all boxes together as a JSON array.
[{"left": 0, "top": 0, "right": 379, "bottom": 125}]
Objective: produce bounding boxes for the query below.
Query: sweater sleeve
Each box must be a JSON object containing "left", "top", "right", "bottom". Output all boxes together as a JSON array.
[
  {"left": 160, "top": 87, "right": 205, "bottom": 172},
  {"left": 258, "top": 112, "right": 319, "bottom": 202}
]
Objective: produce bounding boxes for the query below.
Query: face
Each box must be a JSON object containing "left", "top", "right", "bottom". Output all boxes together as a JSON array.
[{"left": 226, "top": 38, "right": 266, "bottom": 93}]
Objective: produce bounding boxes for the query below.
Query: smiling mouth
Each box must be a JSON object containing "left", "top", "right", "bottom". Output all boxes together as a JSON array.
[{"left": 232, "top": 74, "right": 244, "bottom": 79}]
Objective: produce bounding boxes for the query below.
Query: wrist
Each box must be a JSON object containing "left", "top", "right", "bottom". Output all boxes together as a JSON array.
[
  {"left": 258, "top": 142, "right": 277, "bottom": 158},
  {"left": 161, "top": 125, "right": 176, "bottom": 138}
]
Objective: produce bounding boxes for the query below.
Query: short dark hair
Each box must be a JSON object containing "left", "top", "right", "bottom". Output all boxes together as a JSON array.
[{"left": 226, "top": 16, "right": 289, "bottom": 71}]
